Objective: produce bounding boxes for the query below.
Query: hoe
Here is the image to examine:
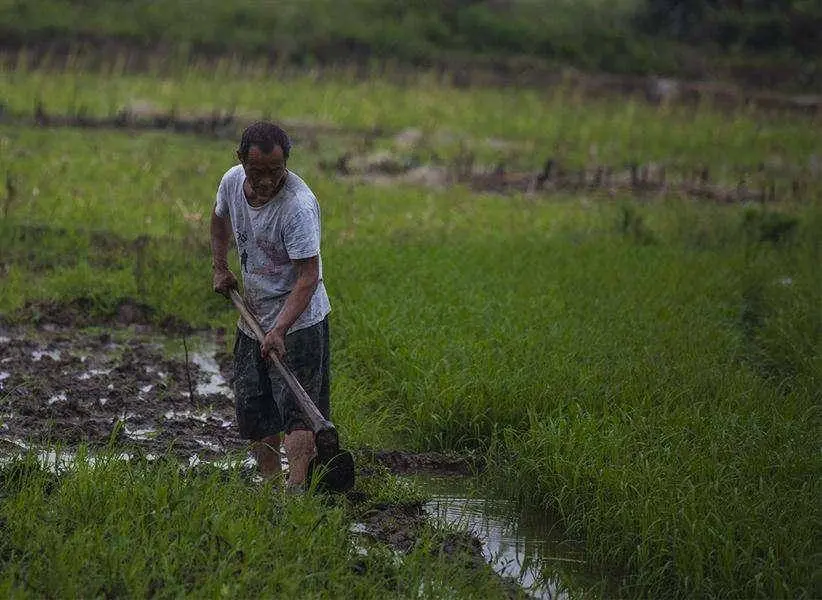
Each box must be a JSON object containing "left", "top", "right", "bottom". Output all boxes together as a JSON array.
[{"left": 229, "top": 289, "right": 355, "bottom": 492}]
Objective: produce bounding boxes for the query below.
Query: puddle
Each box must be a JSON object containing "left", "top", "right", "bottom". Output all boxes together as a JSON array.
[
  {"left": 194, "top": 438, "right": 222, "bottom": 452},
  {"left": 0, "top": 439, "right": 255, "bottom": 475},
  {"left": 0, "top": 442, "right": 134, "bottom": 472},
  {"left": 164, "top": 409, "right": 207, "bottom": 422},
  {"left": 124, "top": 426, "right": 157, "bottom": 441},
  {"left": 32, "top": 349, "right": 62, "bottom": 361},
  {"left": 419, "top": 476, "right": 596, "bottom": 600},
  {"left": 163, "top": 409, "right": 233, "bottom": 428},
  {"left": 47, "top": 391, "right": 68, "bottom": 405},
  {"left": 190, "top": 352, "right": 232, "bottom": 397},
  {"left": 78, "top": 368, "right": 112, "bottom": 380}
]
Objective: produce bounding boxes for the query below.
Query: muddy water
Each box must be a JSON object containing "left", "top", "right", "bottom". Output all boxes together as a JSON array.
[{"left": 418, "top": 476, "right": 600, "bottom": 599}]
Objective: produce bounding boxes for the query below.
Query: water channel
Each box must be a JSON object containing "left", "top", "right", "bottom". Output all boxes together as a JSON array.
[{"left": 413, "top": 475, "right": 603, "bottom": 599}]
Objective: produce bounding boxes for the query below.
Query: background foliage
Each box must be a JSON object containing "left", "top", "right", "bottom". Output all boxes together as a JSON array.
[{"left": 1, "top": 0, "right": 819, "bottom": 87}]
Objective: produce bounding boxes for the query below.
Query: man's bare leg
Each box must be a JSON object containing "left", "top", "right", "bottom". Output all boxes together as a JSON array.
[
  {"left": 283, "top": 429, "right": 316, "bottom": 489},
  {"left": 252, "top": 434, "right": 282, "bottom": 479}
]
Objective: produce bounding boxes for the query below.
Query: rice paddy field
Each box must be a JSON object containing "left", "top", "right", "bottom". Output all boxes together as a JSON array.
[{"left": 0, "top": 58, "right": 820, "bottom": 599}]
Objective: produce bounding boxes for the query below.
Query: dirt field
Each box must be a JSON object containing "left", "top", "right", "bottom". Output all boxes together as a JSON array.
[
  {"left": 0, "top": 299, "right": 481, "bottom": 479},
  {"left": 1, "top": 304, "right": 234, "bottom": 458}
]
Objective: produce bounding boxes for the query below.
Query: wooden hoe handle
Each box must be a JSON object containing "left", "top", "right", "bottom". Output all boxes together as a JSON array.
[{"left": 228, "top": 289, "right": 338, "bottom": 443}]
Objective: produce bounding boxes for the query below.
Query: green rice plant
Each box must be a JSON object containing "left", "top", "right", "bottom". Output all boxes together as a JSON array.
[
  {"left": 0, "top": 450, "right": 512, "bottom": 599},
  {"left": 327, "top": 190, "right": 820, "bottom": 597},
  {"left": 2, "top": 66, "right": 819, "bottom": 176},
  {"left": 497, "top": 385, "right": 819, "bottom": 598}
]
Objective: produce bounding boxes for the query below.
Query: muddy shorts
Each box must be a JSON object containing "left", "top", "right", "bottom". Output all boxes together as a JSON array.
[{"left": 232, "top": 318, "right": 330, "bottom": 440}]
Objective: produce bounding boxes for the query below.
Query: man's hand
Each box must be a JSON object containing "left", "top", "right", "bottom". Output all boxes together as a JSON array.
[
  {"left": 213, "top": 267, "right": 238, "bottom": 297},
  {"left": 262, "top": 325, "right": 287, "bottom": 359}
]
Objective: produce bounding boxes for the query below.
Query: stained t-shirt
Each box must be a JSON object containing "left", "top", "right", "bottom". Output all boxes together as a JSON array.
[{"left": 214, "top": 165, "right": 330, "bottom": 337}]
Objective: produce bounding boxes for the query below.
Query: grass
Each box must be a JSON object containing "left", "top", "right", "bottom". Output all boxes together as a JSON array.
[
  {"left": 0, "top": 0, "right": 670, "bottom": 77},
  {"left": 2, "top": 0, "right": 818, "bottom": 89},
  {"left": 0, "top": 450, "right": 512, "bottom": 599},
  {"left": 0, "top": 72, "right": 820, "bottom": 598},
  {"left": 2, "top": 63, "right": 820, "bottom": 177}
]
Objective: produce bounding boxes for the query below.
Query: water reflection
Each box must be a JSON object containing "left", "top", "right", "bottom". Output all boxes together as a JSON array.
[{"left": 419, "top": 476, "right": 596, "bottom": 600}]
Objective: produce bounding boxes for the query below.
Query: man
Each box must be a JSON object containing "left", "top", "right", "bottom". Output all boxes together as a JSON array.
[{"left": 211, "top": 121, "right": 331, "bottom": 489}]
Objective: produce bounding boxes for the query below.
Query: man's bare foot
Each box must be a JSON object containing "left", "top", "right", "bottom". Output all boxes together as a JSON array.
[
  {"left": 283, "top": 429, "right": 316, "bottom": 489},
  {"left": 252, "top": 434, "right": 282, "bottom": 480}
]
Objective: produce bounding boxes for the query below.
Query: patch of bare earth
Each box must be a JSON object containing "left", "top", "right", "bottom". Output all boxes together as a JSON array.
[
  {"left": 0, "top": 301, "right": 481, "bottom": 479},
  {"left": 0, "top": 324, "right": 237, "bottom": 458}
]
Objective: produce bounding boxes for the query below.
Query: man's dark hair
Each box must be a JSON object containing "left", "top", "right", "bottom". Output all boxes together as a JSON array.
[{"left": 238, "top": 121, "right": 291, "bottom": 162}]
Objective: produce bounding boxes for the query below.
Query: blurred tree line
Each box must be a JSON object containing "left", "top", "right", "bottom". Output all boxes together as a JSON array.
[{"left": 636, "top": 0, "right": 821, "bottom": 56}]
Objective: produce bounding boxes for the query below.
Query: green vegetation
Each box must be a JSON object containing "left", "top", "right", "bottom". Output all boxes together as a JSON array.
[
  {"left": 1, "top": 0, "right": 819, "bottom": 88},
  {"left": 1, "top": 60, "right": 820, "bottom": 598},
  {"left": 637, "top": 0, "right": 821, "bottom": 59},
  {"left": 0, "top": 0, "right": 668, "bottom": 76},
  {"left": 0, "top": 451, "right": 512, "bottom": 599},
  {"left": 2, "top": 65, "right": 819, "bottom": 176}
]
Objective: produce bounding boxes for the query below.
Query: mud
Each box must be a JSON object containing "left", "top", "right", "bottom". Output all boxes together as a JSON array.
[
  {"left": 0, "top": 102, "right": 378, "bottom": 142},
  {"left": 363, "top": 449, "right": 484, "bottom": 477},
  {"left": 0, "top": 302, "right": 477, "bottom": 479},
  {"left": 0, "top": 325, "right": 236, "bottom": 458},
  {"left": 333, "top": 153, "right": 819, "bottom": 204}
]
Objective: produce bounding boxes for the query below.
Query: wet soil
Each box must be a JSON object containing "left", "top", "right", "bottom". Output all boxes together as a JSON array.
[
  {"left": 0, "top": 300, "right": 478, "bottom": 479},
  {"left": 0, "top": 324, "right": 237, "bottom": 458},
  {"left": 362, "top": 449, "right": 484, "bottom": 477}
]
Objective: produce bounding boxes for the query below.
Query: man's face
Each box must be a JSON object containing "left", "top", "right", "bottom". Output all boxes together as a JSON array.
[{"left": 240, "top": 145, "right": 286, "bottom": 202}]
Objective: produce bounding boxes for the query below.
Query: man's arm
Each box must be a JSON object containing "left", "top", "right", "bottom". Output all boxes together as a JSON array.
[
  {"left": 211, "top": 210, "right": 238, "bottom": 296},
  {"left": 261, "top": 255, "right": 320, "bottom": 357}
]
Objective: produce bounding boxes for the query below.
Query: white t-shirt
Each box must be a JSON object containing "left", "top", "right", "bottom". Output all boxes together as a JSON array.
[{"left": 214, "top": 165, "right": 331, "bottom": 337}]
